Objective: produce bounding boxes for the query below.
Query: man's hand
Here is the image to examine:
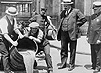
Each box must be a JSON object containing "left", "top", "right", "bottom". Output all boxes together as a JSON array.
[
  {"left": 29, "top": 36, "right": 33, "bottom": 40},
  {"left": 96, "top": 40, "right": 101, "bottom": 44},
  {"left": 19, "top": 34, "right": 24, "bottom": 39},
  {"left": 12, "top": 41, "right": 18, "bottom": 46}
]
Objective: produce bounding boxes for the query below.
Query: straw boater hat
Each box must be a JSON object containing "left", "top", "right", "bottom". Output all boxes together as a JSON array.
[
  {"left": 5, "top": 7, "right": 18, "bottom": 16},
  {"left": 93, "top": 1, "right": 101, "bottom": 8},
  {"left": 61, "top": 0, "right": 73, "bottom": 4},
  {"left": 29, "top": 22, "right": 39, "bottom": 28}
]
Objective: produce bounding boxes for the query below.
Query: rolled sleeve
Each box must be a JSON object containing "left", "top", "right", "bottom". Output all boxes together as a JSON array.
[
  {"left": 0, "top": 19, "right": 8, "bottom": 34},
  {"left": 77, "top": 9, "right": 85, "bottom": 20},
  {"left": 37, "top": 29, "right": 43, "bottom": 40}
]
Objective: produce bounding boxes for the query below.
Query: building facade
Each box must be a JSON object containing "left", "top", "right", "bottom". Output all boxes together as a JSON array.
[{"left": 0, "top": 0, "right": 101, "bottom": 34}]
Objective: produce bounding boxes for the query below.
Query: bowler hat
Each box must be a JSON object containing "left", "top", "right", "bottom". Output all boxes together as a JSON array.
[
  {"left": 5, "top": 7, "right": 18, "bottom": 16},
  {"left": 61, "top": 0, "right": 73, "bottom": 4},
  {"left": 29, "top": 22, "right": 39, "bottom": 28}
]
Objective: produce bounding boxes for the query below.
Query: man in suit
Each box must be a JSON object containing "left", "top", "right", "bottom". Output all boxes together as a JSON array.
[
  {"left": 87, "top": 1, "right": 101, "bottom": 72},
  {"left": 57, "top": 0, "right": 87, "bottom": 71}
]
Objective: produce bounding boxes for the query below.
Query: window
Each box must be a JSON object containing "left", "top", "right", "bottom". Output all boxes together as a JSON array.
[
  {"left": 16, "top": 3, "right": 31, "bottom": 17},
  {"left": 1, "top": 1, "right": 32, "bottom": 17}
]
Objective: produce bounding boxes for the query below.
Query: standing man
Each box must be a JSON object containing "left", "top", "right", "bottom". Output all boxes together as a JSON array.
[
  {"left": 87, "top": 1, "right": 101, "bottom": 72},
  {"left": 0, "top": 7, "right": 24, "bottom": 73},
  {"left": 29, "top": 8, "right": 53, "bottom": 73},
  {"left": 57, "top": 0, "right": 87, "bottom": 71}
]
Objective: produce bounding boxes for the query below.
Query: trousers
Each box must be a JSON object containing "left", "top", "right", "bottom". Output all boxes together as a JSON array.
[
  {"left": 60, "top": 31, "right": 77, "bottom": 66},
  {"left": 90, "top": 44, "right": 101, "bottom": 68},
  {"left": 0, "top": 41, "right": 11, "bottom": 72},
  {"left": 36, "top": 39, "right": 53, "bottom": 69}
]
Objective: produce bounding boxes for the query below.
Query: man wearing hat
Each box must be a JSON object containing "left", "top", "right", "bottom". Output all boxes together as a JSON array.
[
  {"left": 87, "top": 1, "right": 101, "bottom": 72},
  {"left": 57, "top": 0, "right": 87, "bottom": 71},
  {"left": 28, "top": 22, "right": 43, "bottom": 43},
  {"left": 28, "top": 8, "right": 53, "bottom": 72},
  {"left": 0, "top": 7, "right": 24, "bottom": 73}
]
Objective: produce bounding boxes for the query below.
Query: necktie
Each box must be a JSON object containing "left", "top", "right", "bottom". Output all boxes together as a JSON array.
[{"left": 65, "top": 11, "right": 68, "bottom": 16}]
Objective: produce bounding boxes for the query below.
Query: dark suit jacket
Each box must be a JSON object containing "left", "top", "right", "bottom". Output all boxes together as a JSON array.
[
  {"left": 57, "top": 8, "right": 86, "bottom": 41},
  {"left": 87, "top": 13, "right": 101, "bottom": 44}
]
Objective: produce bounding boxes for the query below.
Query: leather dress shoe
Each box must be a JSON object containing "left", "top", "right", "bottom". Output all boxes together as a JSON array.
[
  {"left": 47, "top": 68, "right": 53, "bottom": 73},
  {"left": 58, "top": 63, "right": 67, "bottom": 69},
  {"left": 5, "top": 71, "right": 14, "bottom": 73},
  {"left": 48, "top": 68, "right": 53, "bottom": 71},
  {"left": 68, "top": 65, "right": 75, "bottom": 71},
  {"left": 93, "top": 67, "right": 100, "bottom": 72},
  {"left": 87, "top": 66, "right": 95, "bottom": 70}
]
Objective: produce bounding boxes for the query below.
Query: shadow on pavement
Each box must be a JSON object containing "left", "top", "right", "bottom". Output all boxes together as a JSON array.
[
  {"left": 57, "top": 63, "right": 83, "bottom": 68},
  {"left": 35, "top": 66, "right": 48, "bottom": 70},
  {"left": 57, "top": 63, "right": 70, "bottom": 68}
]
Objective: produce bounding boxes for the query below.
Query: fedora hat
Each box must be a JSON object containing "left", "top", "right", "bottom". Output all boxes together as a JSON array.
[
  {"left": 61, "top": 0, "right": 73, "bottom": 4},
  {"left": 29, "top": 22, "right": 39, "bottom": 28},
  {"left": 5, "top": 7, "right": 18, "bottom": 16}
]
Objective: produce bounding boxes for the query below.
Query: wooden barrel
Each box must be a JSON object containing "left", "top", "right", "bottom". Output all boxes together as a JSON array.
[
  {"left": 10, "top": 48, "right": 25, "bottom": 71},
  {"left": 17, "top": 37, "right": 38, "bottom": 52}
]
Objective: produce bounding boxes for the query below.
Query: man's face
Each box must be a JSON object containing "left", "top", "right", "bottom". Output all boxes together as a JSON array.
[
  {"left": 93, "top": 7, "right": 100, "bottom": 13},
  {"left": 64, "top": 4, "right": 71, "bottom": 10},
  {"left": 30, "top": 27, "right": 38, "bottom": 35},
  {"left": 8, "top": 14, "right": 16, "bottom": 20},
  {"left": 40, "top": 10, "right": 46, "bottom": 15}
]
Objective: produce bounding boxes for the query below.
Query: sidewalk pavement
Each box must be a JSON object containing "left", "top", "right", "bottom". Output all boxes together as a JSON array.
[
  {"left": 49, "top": 36, "right": 91, "bottom": 55},
  {"left": 37, "top": 36, "right": 94, "bottom": 73},
  {"left": 0, "top": 36, "right": 93, "bottom": 73}
]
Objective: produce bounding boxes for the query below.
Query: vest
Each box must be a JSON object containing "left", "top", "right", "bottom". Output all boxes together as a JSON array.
[
  {"left": 61, "top": 9, "right": 73, "bottom": 31},
  {"left": 2, "top": 16, "right": 17, "bottom": 49}
]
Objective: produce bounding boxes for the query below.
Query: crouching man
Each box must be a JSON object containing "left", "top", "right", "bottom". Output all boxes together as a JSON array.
[{"left": 28, "top": 22, "right": 53, "bottom": 73}]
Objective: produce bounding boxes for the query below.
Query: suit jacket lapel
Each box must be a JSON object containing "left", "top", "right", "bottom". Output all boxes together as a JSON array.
[{"left": 65, "top": 8, "right": 74, "bottom": 20}]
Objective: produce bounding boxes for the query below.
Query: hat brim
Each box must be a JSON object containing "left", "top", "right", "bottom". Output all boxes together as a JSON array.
[
  {"left": 5, "top": 10, "right": 18, "bottom": 16},
  {"left": 61, "top": 2, "right": 73, "bottom": 4},
  {"left": 29, "top": 22, "right": 39, "bottom": 28},
  {"left": 41, "top": 8, "right": 47, "bottom": 12}
]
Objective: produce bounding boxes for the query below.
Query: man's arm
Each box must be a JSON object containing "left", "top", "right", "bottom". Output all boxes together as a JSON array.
[
  {"left": 4, "top": 33, "right": 18, "bottom": 46},
  {"left": 77, "top": 18, "right": 87, "bottom": 27},
  {"left": 47, "top": 16, "right": 56, "bottom": 30},
  {"left": 28, "top": 15, "right": 37, "bottom": 23},
  {"left": 76, "top": 9, "right": 87, "bottom": 27},
  {"left": 29, "top": 29, "right": 43, "bottom": 43},
  {"left": 96, "top": 29, "right": 101, "bottom": 44},
  {"left": 14, "top": 18, "right": 24, "bottom": 39},
  {"left": 0, "top": 19, "right": 18, "bottom": 46}
]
